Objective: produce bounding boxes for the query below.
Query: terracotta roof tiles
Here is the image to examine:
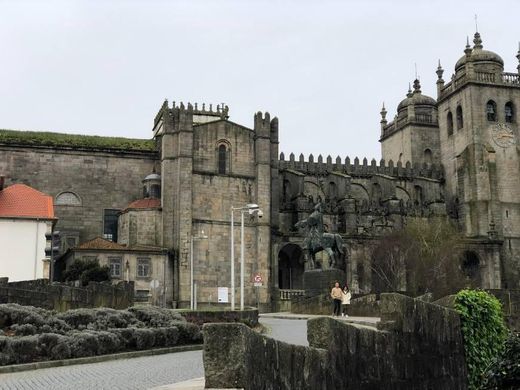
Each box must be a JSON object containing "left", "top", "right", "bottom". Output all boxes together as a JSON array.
[{"left": 0, "top": 184, "right": 54, "bottom": 219}]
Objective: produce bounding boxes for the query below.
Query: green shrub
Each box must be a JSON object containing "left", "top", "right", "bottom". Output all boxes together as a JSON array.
[
  {"left": 63, "top": 259, "right": 111, "bottom": 286},
  {"left": 38, "top": 333, "right": 71, "bottom": 360},
  {"left": 481, "top": 332, "right": 520, "bottom": 390},
  {"left": 454, "top": 289, "right": 508, "bottom": 390},
  {"left": 128, "top": 306, "right": 185, "bottom": 327},
  {"left": 9, "top": 336, "right": 40, "bottom": 364},
  {"left": 68, "top": 332, "right": 100, "bottom": 358}
]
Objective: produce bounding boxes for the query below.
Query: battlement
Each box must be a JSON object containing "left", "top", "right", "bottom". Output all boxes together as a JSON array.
[
  {"left": 278, "top": 152, "right": 444, "bottom": 180},
  {"left": 154, "top": 100, "right": 229, "bottom": 127}
]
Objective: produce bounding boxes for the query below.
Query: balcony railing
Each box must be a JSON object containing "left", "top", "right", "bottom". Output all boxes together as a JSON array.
[
  {"left": 279, "top": 289, "right": 305, "bottom": 301},
  {"left": 440, "top": 72, "right": 520, "bottom": 99}
]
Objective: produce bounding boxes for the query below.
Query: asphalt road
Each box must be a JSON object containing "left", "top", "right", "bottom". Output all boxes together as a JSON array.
[{"left": 0, "top": 318, "right": 306, "bottom": 390}]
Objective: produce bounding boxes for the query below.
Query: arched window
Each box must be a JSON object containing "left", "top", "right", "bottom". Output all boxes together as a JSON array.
[
  {"left": 462, "top": 251, "right": 481, "bottom": 284},
  {"left": 218, "top": 144, "right": 227, "bottom": 174},
  {"left": 447, "top": 112, "right": 454, "bottom": 136},
  {"left": 486, "top": 100, "right": 497, "bottom": 121},
  {"left": 424, "top": 149, "right": 432, "bottom": 164},
  {"left": 505, "top": 102, "right": 514, "bottom": 123},
  {"left": 55, "top": 191, "right": 82, "bottom": 206},
  {"left": 456, "top": 106, "right": 463, "bottom": 129}
]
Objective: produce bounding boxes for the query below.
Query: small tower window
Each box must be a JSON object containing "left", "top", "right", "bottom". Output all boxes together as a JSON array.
[
  {"left": 505, "top": 102, "right": 514, "bottom": 123},
  {"left": 150, "top": 184, "right": 161, "bottom": 199},
  {"left": 447, "top": 112, "right": 454, "bottom": 136},
  {"left": 424, "top": 149, "right": 432, "bottom": 164},
  {"left": 456, "top": 106, "right": 463, "bottom": 129},
  {"left": 486, "top": 100, "right": 497, "bottom": 121},
  {"left": 218, "top": 144, "right": 227, "bottom": 174}
]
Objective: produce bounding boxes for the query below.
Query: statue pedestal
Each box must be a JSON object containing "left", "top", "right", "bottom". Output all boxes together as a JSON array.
[{"left": 303, "top": 269, "right": 346, "bottom": 297}]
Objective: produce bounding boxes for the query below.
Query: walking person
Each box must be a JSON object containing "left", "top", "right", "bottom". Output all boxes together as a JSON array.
[
  {"left": 330, "top": 281, "right": 343, "bottom": 316},
  {"left": 341, "top": 285, "right": 351, "bottom": 317}
]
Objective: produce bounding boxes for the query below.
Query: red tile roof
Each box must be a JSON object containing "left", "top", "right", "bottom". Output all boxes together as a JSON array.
[
  {"left": 0, "top": 184, "right": 54, "bottom": 219},
  {"left": 76, "top": 237, "right": 126, "bottom": 250},
  {"left": 125, "top": 198, "right": 161, "bottom": 211}
]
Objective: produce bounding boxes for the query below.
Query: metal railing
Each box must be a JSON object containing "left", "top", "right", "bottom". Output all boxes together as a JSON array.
[{"left": 279, "top": 289, "right": 305, "bottom": 301}]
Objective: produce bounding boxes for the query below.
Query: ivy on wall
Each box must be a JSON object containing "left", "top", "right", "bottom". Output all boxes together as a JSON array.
[{"left": 454, "top": 289, "right": 508, "bottom": 390}]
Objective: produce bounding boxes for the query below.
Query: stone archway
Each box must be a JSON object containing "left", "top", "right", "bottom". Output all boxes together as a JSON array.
[
  {"left": 278, "top": 243, "right": 304, "bottom": 290},
  {"left": 462, "top": 250, "right": 481, "bottom": 286}
]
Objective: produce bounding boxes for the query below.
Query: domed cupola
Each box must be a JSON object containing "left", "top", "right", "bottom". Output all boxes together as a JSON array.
[
  {"left": 397, "top": 79, "right": 437, "bottom": 115},
  {"left": 455, "top": 32, "right": 504, "bottom": 75},
  {"left": 142, "top": 172, "right": 161, "bottom": 199}
]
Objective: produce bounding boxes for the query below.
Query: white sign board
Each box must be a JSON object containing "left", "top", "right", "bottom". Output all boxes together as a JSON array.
[
  {"left": 253, "top": 274, "right": 263, "bottom": 287},
  {"left": 217, "top": 287, "right": 229, "bottom": 303}
]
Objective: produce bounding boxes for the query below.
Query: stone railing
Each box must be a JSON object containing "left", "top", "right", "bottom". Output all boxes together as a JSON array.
[
  {"left": 203, "top": 293, "right": 468, "bottom": 389},
  {"left": 440, "top": 71, "right": 520, "bottom": 100},
  {"left": 279, "top": 289, "right": 305, "bottom": 301}
]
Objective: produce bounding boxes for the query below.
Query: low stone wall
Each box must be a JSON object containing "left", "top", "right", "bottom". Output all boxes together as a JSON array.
[
  {"left": 291, "top": 293, "right": 381, "bottom": 317},
  {"left": 0, "top": 279, "right": 133, "bottom": 311},
  {"left": 180, "top": 308, "right": 258, "bottom": 327},
  {"left": 204, "top": 293, "right": 468, "bottom": 389}
]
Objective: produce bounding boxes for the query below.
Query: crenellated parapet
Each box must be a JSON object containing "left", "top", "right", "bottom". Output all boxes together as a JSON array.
[
  {"left": 278, "top": 153, "right": 444, "bottom": 181},
  {"left": 153, "top": 100, "right": 230, "bottom": 134}
]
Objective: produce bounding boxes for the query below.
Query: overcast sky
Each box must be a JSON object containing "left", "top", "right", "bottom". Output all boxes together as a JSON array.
[{"left": 1, "top": 0, "right": 519, "bottom": 160}]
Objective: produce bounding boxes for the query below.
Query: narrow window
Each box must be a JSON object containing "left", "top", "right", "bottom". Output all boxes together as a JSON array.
[
  {"left": 150, "top": 184, "right": 161, "bottom": 199},
  {"left": 505, "top": 102, "right": 514, "bottom": 123},
  {"left": 486, "top": 100, "right": 497, "bottom": 121},
  {"left": 329, "top": 182, "right": 337, "bottom": 199},
  {"left": 103, "top": 209, "right": 120, "bottom": 242},
  {"left": 506, "top": 210, "right": 509, "bottom": 218},
  {"left": 109, "top": 257, "right": 122, "bottom": 278},
  {"left": 456, "top": 106, "right": 463, "bottom": 129},
  {"left": 218, "top": 144, "right": 227, "bottom": 174},
  {"left": 447, "top": 112, "right": 454, "bottom": 136},
  {"left": 137, "top": 258, "right": 151, "bottom": 278},
  {"left": 424, "top": 149, "right": 432, "bottom": 164}
]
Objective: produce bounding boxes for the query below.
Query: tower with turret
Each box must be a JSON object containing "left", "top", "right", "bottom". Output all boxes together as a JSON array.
[
  {"left": 436, "top": 32, "right": 520, "bottom": 288},
  {"left": 152, "top": 101, "right": 277, "bottom": 308}
]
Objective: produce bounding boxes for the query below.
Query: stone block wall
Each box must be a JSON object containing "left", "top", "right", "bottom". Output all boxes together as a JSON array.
[
  {"left": 0, "top": 279, "right": 134, "bottom": 311},
  {"left": 203, "top": 293, "right": 468, "bottom": 389}
]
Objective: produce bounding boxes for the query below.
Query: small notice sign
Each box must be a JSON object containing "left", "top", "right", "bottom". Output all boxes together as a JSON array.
[{"left": 217, "top": 287, "right": 229, "bottom": 303}]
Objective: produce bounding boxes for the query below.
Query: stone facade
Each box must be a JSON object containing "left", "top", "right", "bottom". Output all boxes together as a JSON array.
[{"left": 1, "top": 32, "right": 519, "bottom": 309}]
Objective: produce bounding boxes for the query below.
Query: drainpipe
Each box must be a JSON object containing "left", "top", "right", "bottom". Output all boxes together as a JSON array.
[{"left": 34, "top": 219, "right": 40, "bottom": 279}]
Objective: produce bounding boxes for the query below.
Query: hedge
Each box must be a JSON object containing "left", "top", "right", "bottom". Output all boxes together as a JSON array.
[
  {"left": 0, "top": 304, "right": 201, "bottom": 366},
  {"left": 454, "top": 289, "right": 508, "bottom": 390}
]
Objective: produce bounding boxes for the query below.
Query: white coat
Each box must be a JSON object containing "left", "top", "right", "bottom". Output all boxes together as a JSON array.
[{"left": 342, "top": 290, "right": 351, "bottom": 305}]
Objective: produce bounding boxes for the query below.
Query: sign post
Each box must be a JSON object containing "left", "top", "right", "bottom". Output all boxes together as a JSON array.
[{"left": 252, "top": 274, "right": 262, "bottom": 308}]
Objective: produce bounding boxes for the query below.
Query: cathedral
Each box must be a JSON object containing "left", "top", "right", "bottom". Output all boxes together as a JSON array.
[{"left": 0, "top": 31, "right": 519, "bottom": 309}]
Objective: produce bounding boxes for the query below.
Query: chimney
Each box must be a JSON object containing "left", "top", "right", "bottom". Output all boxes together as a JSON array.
[{"left": 0, "top": 176, "right": 4, "bottom": 191}]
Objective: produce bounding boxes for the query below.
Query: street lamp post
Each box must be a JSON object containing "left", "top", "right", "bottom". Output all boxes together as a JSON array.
[
  {"left": 230, "top": 203, "right": 262, "bottom": 311},
  {"left": 190, "top": 231, "right": 208, "bottom": 310}
]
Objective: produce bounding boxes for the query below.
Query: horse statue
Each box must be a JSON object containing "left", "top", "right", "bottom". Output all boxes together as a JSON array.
[{"left": 295, "top": 202, "right": 345, "bottom": 270}]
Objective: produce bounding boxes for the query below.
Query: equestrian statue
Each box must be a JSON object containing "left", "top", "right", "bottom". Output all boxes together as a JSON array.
[{"left": 295, "top": 202, "right": 345, "bottom": 270}]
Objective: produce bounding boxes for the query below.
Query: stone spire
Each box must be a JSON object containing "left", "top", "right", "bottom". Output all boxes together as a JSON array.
[
  {"left": 436, "top": 60, "right": 444, "bottom": 81},
  {"left": 406, "top": 83, "right": 413, "bottom": 98},
  {"left": 380, "top": 102, "right": 387, "bottom": 125},
  {"left": 517, "top": 42, "right": 520, "bottom": 74},
  {"left": 464, "top": 36, "right": 472, "bottom": 56},
  {"left": 473, "top": 31, "right": 483, "bottom": 50},
  {"left": 412, "top": 78, "right": 421, "bottom": 94}
]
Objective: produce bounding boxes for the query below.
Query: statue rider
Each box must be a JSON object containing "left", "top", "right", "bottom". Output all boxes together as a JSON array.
[{"left": 304, "top": 202, "right": 325, "bottom": 251}]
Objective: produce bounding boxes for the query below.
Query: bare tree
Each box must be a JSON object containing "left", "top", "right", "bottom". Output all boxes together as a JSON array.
[{"left": 370, "top": 217, "right": 468, "bottom": 299}]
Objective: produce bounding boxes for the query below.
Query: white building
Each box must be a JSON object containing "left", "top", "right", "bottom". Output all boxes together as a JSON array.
[{"left": 0, "top": 179, "right": 56, "bottom": 281}]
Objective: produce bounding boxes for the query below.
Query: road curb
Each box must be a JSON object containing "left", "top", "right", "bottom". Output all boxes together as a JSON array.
[{"left": 0, "top": 344, "right": 203, "bottom": 374}]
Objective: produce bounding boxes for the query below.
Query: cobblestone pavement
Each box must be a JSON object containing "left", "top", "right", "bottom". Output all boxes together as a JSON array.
[
  {"left": 0, "top": 350, "right": 203, "bottom": 390},
  {"left": 0, "top": 319, "right": 309, "bottom": 390}
]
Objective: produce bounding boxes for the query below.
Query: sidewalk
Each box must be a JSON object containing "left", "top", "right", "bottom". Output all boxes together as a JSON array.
[
  {"left": 149, "top": 377, "right": 241, "bottom": 390},
  {"left": 259, "top": 312, "right": 380, "bottom": 328}
]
